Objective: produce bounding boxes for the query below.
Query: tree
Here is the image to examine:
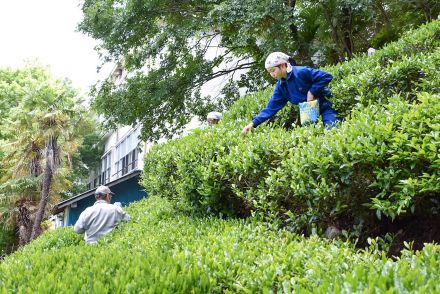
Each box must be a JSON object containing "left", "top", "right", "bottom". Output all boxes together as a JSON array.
[
  {"left": 0, "top": 65, "right": 92, "bottom": 244},
  {"left": 63, "top": 131, "right": 104, "bottom": 198},
  {"left": 78, "top": 0, "right": 437, "bottom": 140},
  {"left": 79, "top": 0, "right": 313, "bottom": 141}
]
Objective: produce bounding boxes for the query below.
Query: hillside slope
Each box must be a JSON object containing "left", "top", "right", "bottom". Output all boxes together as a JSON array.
[
  {"left": 141, "top": 20, "right": 440, "bottom": 246},
  {"left": 1, "top": 20, "right": 439, "bottom": 293},
  {"left": 1, "top": 196, "right": 439, "bottom": 293}
]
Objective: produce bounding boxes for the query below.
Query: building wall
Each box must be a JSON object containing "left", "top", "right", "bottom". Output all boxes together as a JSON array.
[{"left": 88, "top": 125, "right": 145, "bottom": 189}]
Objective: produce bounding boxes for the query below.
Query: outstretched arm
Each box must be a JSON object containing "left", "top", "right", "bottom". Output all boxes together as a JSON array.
[{"left": 243, "top": 86, "right": 287, "bottom": 136}]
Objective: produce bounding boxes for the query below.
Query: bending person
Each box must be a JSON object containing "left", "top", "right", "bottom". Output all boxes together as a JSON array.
[{"left": 242, "top": 52, "right": 338, "bottom": 135}]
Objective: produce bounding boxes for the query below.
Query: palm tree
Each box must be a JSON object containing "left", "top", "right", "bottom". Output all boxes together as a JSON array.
[
  {"left": 0, "top": 66, "right": 89, "bottom": 244},
  {"left": 31, "top": 105, "right": 81, "bottom": 240},
  {"left": 0, "top": 115, "right": 44, "bottom": 245}
]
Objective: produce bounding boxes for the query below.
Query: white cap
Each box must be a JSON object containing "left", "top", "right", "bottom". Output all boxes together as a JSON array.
[
  {"left": 95, "top": 185, "right": 115, "bottom": 196},
  {"left": 207, "top": 111, "right": 222, "bottom": 120},
  {"left": 265, "top": 52, "right": 290, "bottom": 69}
]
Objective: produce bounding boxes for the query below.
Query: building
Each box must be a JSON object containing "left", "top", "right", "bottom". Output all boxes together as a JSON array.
[{"left": 52, "top": 124, "right": 149, "bottom": 227}]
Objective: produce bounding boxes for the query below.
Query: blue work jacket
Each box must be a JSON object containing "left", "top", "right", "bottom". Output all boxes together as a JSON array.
[{"left": 252, "top": 66, "right": 334, "bottom": 127}]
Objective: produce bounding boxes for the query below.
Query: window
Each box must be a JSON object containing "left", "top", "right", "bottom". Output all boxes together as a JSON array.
[
  {"left": 100, "top": 153, "right": 111, "bottom": 184},
  {"left": 115, "top": 128, "right": 140, "bottom": 177}
]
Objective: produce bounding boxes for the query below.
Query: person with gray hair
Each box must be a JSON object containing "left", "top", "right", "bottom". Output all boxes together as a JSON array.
[{"left": 74, "top": 185, "right": 130, "bottom": 244}]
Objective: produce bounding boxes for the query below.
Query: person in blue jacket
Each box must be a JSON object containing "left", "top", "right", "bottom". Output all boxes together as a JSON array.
[{"left": 242, "top": 52, "right": 338, "bottom": 135}]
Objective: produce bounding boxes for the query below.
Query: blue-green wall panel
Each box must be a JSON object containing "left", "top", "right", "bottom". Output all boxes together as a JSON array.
[{"left": 66, "top": 177, "right": 147, "bottom": 226}]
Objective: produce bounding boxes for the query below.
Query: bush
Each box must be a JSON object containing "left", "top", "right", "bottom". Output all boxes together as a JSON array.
[
  {"left": 255, "top": 93, "right": 439, "bottom": 231},
  {"left": 1, "top": 196, "right": 439, "bottom": 293},
  {"left": 141, "top": 20, "right": 440, "bottom": 236}
]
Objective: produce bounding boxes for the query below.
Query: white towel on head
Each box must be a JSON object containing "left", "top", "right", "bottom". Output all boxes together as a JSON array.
[{"left": 207, "top": 112, "right": 222, "bottom": 120}]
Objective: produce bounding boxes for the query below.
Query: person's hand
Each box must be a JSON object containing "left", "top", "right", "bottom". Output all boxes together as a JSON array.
[
  {"left": 242, "top": 122, "right": 254, "bottom": 136},
  {"left": 307, "top": 91, "right": 315, "bottom": 102}
]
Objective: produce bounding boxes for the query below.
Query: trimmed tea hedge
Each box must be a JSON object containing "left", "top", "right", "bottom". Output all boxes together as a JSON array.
[
  {"left": 1, "top": 196, "right": 439, "bottom": 293},
  {"left": 141, "top": 20, "right": 440, "bottom": 235},
  {"left": 143, "top": 93, "right": 439, "bottom": 231}
]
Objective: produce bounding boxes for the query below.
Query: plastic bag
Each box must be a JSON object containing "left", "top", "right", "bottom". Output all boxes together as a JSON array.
[{"left": 299, "top": 100, "right": 320, "bottom": 125}]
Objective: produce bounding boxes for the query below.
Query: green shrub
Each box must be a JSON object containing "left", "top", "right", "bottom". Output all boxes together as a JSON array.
[
  {"left": 143, "top": 92, "right": 439, "bottom": 235},
  {"left": 1, "top": 196, "right": 439, "bottom": 293},
  {"left": 254, "top": 93, "right": 439, "bottom": 231},
  {"left": 141, "top": 20, "right": 440, "bottom": 236},
  {"left": 324, "top": 20, "right": 440, "bottom": 82},
  {"left": 330, "top": 49, "right": 440, "bottom": 117}
]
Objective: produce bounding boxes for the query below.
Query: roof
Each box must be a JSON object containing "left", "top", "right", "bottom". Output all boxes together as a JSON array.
[{"left": 52, "top": 169, "right": 142, "bottom": 214}]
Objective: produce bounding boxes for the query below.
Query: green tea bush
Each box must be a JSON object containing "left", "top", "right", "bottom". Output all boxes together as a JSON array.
[
  {"left": 143, "top": 122, "right": 297, "bottom": 216},
  {"left": 141, "top": 20, "right": 440, "bottom": 236},
  {"left": 255, "top": 93, "right": 439, "bottom": 231},
  {"left": 325, "top": 20, "right": 440, "bottom": 82},
  {"left": 1, "top": 196, "right": 439, "bottom": 293},
  {"left": 325, "top": 20, "right": 440, "bottom": 117},
  {"left": 330, "top": 49, "right": 440, "bottom": 117},
  {"left": 143, "top": 93, "right": 439, "bottom": 233}
]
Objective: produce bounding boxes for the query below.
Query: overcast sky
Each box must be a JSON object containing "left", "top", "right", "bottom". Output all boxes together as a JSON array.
[{"left": 0, "top": 0, "right": 111, "bottom": 98}]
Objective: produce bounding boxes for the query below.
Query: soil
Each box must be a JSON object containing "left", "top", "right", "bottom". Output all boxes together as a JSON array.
[{"left": 383, "top": 214, "right": 440, "bottom": 257}]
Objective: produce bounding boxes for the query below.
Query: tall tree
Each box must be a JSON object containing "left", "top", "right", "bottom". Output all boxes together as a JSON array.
[
  {"left": 0, "top": 65, "right": 92, "bottom": 244},
  {"left": 80, "top": 0, "right": 312, "bottom": 141}
]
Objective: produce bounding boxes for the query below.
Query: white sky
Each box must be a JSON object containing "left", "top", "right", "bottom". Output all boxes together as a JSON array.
[{"left": 0, "top": 0, "right": 112, "bottom": 99}]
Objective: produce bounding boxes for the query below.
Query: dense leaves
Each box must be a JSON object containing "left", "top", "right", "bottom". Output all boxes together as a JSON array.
[
  {"left": 79, "top": 0, "right": 438, "bottom": 140},
  {"left": 1, "top": 196, "right": 439, "bottom": 292},
  {"left": 141, "top": 20, "right": 440, "bottom": 237},
  {"left": 0, "top": 65, "right": 99, "bottom": 245}
]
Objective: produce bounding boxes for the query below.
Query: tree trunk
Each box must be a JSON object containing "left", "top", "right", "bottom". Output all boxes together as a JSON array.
[
  {"left": 416, "top": 0, "right": 433, "bottom": 22},
  {"left": 30, "top": 139, "right": 55, "bottom": 241},
  {"left": 285, "top": 0, "right": 314, "bottom": 65},
  {"left": 17, "top": 204, "right": 32, "bottom": 246},
  {"left": 341, "top": 5, "right": 354, "bottom": 59},
  {"left": 320, "top": 2, "right": 344, "bottom": 64},
  {"left": 374, "top": 0, "right": 391, "bottom": 26}
]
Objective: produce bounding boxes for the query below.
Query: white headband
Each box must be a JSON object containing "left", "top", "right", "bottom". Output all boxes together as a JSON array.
[
  {"left": 207, "top": 112, "right": 222, "bottom": 120},
  {"left": 265, "top": 52, "right": 291, "bottom": 69}
]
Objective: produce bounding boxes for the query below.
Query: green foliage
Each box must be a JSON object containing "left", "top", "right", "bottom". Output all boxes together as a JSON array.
[
  {"left": 0, "top": 64, "right": 89, "bottom": 200},
  {"left": 143, "top": 93, "right": 439, "bottom": 232},
  {"left": 141, "top": 21, "right": 440, "bottom": 236},
  {"left": 0, "top": 224, "right": 16, "bottom": 257},
  {"left": 326, "top": 20, "right": 440, "bottom": 118},
  {"left": 257, "top": 93, "right": 439, "bottom": 228},
  {"left": 79, "top": 0, "right": 438, "bottom": 140},
  {"left": 221, "top": 20, "right": 440, "bottom": 125},
  {"left": 1, "top": 196, "right": 439, "bottom": 292},
  {"left": 64, "top": 130, "right": 105, "bottom": 198},
  {"left": 0, "top": 64, "right": 101, "bottom": 244}
]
